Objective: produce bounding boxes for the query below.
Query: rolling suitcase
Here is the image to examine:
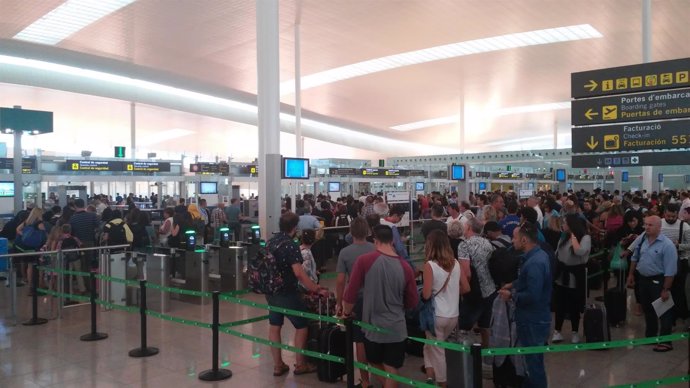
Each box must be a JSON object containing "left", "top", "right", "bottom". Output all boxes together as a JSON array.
[
  {"left": 305, "top": 295, "right": 346, "bottom": 382},
  {"left": 583, "top": 268, "right": 611, "bottom": 344},
  {"left": 604, "top": 274, "right": 627, "bottom": 327},
  {"left": 445, "top": 330, "right": 474, "bottom": 388}
]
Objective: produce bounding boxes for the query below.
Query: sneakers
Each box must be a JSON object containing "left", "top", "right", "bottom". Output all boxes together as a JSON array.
[
  {"left": 571, "top": 332, "right": 581, "bottom": 344},
  {"left": 551, "top": 331, "right": 564, "bottom": 343}
]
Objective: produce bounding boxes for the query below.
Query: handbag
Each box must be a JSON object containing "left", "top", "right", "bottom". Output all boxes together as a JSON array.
[
  {"left": 419, "top": 264, "right": 453, "bottom": 337},
  {"left": 609, "top": 243, "right": 628, "bottom": 271}
]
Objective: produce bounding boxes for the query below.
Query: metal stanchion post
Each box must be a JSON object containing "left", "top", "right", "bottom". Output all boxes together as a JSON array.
[
  {"left": 129, "top": 280, "right": 159, "bottom": 357},
  {"left": 9, "top": 258, "right": 17, "bottom": 326},
  {"left": 56, "top": 252, "right": 63, "bottom": 319},
  {"left": 80, "top": 271, "right": 108, "bottom": 341},
  {"left": 344, "top": 317, "right": 355, "bottom": 388},
  {"left": 471, "top": 343, "right": 483, "bottom": 388},
  {"left": 23, "top": 262, "right": 48, "bottom": 326},
  {"left": 198, "top": 291, "right": 232, "bottom": 381}
]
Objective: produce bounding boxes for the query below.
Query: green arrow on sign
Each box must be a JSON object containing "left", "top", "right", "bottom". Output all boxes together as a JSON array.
[{"left": 584, "top": 80, "right": 598, "bottom": 92}]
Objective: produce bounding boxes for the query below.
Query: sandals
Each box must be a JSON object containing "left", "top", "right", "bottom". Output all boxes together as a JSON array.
[
  {"left": 273, "top": 363, "right": 289, "bottom": 376},
  {"left": 293, "top": 363, "right": 317, "bottom": 375},
  {"left": 653, "top": 344, "right": 673, "bottom": 353}
]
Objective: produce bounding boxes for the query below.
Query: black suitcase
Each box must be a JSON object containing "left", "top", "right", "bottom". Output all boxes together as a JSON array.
[
  {"left": 317, "top": 324, "right": 347, "bottom": 382},
  {"left": 493, "top": 356, "right": 524, "bottom": 388},
  {"left": 583, "top": 269, "right": 611, "bottom": 343},
  {"left": 604, "top": 276, "right": 627, "bottom": 327}
]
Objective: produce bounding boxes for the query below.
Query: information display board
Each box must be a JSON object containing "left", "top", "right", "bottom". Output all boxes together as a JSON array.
[
  {"left": 571, "top": 57, "right": 690, "bottom": 167},
  {"left": 66, "top": 160, "right": 170, "bottom": 172},
  {"left": 0, "top": 158, "right": 37, "bottom": 174}
]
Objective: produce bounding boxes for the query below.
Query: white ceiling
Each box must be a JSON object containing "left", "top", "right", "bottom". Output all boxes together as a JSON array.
[{"left": 0, "top": 0, "right": 689, "bottom": 160}]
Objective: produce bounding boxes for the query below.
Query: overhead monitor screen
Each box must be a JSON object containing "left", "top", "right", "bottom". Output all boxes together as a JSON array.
[
  {"left": 328, "top": 182, "right": 340, "bottom": 192},
  {"left": 478, "top": 182, "right": 487, "bottom": 191},
  {"left": 200, "top": 181, "right": 218, "bottom": 194},
  {"left": 556, "top": 169, "right": 566, "bottom": 182},
  {"left": 0, "top": 181, "right": 13, "bottom": 197},
  {"left": 450, "top": 164, "right": 466, "bottom": 181},
  {"left": 415, "top": 182, "right": 424, "bottom": 191},
  {"left": 282, "top": 157, "right": 310, "bottom": 179}
]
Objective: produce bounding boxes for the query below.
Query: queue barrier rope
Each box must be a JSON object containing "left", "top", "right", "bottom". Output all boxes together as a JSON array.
[{"left": 609, "top": 374, "right": 690, "bottom": 388}]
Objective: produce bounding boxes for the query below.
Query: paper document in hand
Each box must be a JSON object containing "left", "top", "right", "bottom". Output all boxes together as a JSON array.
[{"left": 652, "top": 294, "right": 674, "bottom": 317}]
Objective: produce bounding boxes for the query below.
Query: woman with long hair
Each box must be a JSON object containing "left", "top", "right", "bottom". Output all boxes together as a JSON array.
[
  {"left": 552, "top": 214, "right": 591, "bottom": 344},
  {"left": 421, "top": 229, "right": 468, "bottom": 387}
]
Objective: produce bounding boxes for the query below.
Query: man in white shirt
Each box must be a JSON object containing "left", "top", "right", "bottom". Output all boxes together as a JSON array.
[
  {"left": 528, "top": 196, "right": 544, "bottom": 226},
  {"left": 680, "top": 192, "right": 690, "bottom": 222}
]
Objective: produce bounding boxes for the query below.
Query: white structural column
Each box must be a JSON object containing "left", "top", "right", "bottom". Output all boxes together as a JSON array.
[
  {"left": 13, "top": 130, "right": 22, "bottom": 213},
  {"left": 130, "top": 102, "right": 136, "bottom": 160},
  {"left": 294, "top": 0, "right": 303, "bottom": 158},
  {"left": 458, "top": 96, "right": 465, "bottom": 154},
  {"left": 641, "top": 0, "right": 654, "bottom": 193},
  {"left": 257, "top": 0, "right": 282, "bottom": 238}
]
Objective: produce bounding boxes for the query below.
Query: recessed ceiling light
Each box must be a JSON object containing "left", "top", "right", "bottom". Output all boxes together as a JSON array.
[
  {"left": 14, "top": 0, "right": 137, "bottom": 45},
  {"left": 390, "top": 115, "right": 457, "bottom": 131},
  {"left": 390, "top": 101, "right": 571, "bottom": 131},
  {"left": 282, "top": 24, "right": 602, "bottom": 94}
]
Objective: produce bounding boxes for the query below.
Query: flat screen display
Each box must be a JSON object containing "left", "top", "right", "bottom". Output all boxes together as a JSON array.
[
  {"left": 621, "top": 171, "right": 629, "bottom": 182},
  {"left": 556, "top": 169, "right": 566, "bottom": 182},
  {"left": 200, "top": 181, "right": 218, "bottom": 194},
  {"left": 328, "top": 182, "right": 340, "bottom": 192},
  {"left": 415, "top": 182, "right": 424, "bottom": 191},
  {"left": 0, "top": 181, "right": 13, "bottom": 197},
  {"left": 478, "top": 182, "right": 487, "bottom": 191},
  {"left": 282, "top": 158, "right": 310, "bottom": 179},
  {"left": 450, "top": 164, "right": 466, "bottom": 181}
]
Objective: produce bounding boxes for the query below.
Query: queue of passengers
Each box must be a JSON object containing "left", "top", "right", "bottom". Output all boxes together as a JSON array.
[{"left": 262, "top": 188, "right": 688, "bottom": 388}]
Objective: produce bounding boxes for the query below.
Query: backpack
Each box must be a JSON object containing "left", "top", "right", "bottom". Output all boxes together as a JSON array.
[
  {"left": 59, "top": 236, "right": 83, "bottom": 263},
  {"left": 103, "top": 220, "right": 131, "bottom": 247},
  {"left": 19, "top": 223, "right": 47, "bottom": 249},
  {"left": 488, "top": 247, "right": 522, "bottom": 287},
  {"left": 248, "top": 240, "right": 289, "bottom": 295},
  {"left": 335, "top": 214, "right": 350, "bottom": 227}
]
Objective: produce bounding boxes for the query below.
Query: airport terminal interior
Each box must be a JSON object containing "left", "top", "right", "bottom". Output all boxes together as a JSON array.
[{"left": 1, "top": 1, "right": 690, "bottom": 387}]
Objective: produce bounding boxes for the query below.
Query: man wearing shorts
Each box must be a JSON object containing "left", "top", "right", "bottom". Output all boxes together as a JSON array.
[
  {"left": 266, "top": 212, "right": 328, "bottom": 377},
  {"left": 343, "top": 225, "right": 419, "bottom": 388},
  {"left": 336, "top": 217, "right": 376, "bottom": 388}
]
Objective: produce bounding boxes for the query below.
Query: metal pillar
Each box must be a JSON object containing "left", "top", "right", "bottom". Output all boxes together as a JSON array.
[
  {"left": 294, "top": 1, "right": 303, "bottom": 158},
  {"left": 641, "top": 0, "right": 653, "bottom": 193},
  {"left": 13, "top": 125, "right": 22, "bottom": 213},
  {"left": 131, "top": 102, "right": 137, "bottom": 160},
  {"left": 257, "top": 0, "right": 282, "bottom": 238}
]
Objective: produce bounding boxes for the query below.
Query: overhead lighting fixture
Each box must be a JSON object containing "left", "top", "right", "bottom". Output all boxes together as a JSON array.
[
  {"left": 282, "top": 24, "right": 602, "bottom": 94},
  {"left": 391, "top": 101, "right": 571, "bottom": 131},
  {"left": 14, "top": 0, "right": 137, "bottom": 45},
  {"left": 137, "top": 128, "right": 194, "bottom": 146},
  {"left": 390, "top": 115, "right": 457, "bottom": 132}
]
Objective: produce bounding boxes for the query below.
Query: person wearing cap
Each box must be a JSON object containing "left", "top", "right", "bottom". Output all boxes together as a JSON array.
[
  {"left": 484, "top": 221, "right": 512, "bottom": 250},
  {"left": 380, "top": 205, "right": 413, "bottom": 270}
]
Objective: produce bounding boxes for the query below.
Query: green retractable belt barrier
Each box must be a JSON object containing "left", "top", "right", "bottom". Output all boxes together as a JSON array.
[{"left": 608, "top": 374, "right": 690, "bottom": 388}]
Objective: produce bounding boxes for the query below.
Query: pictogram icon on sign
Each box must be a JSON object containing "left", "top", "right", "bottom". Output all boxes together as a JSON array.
[
  {"left": 645, "top": 75, "right": 658, "bottom": 87},
  {"left": 616, "top": 78, "right": 628, "bottom": 90},
  {"left": 602, "top": 105, "right": 618, "bottom": 120},
  {"left": 660, "top": 73, "right": 673, "bottom": 85},
  {"left": 631, "top": 76, "right": 643, "bottom": 88},
  {"left": 604, "top": 135, "right": 620, "bottom": 150},
  {"left": 602, "top": 80, "right": 613, "bottom": 91}
]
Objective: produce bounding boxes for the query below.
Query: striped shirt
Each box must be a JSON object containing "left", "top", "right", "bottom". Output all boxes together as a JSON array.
[{"left": 69, "top": 210, "right": 100, "bottom": 243}]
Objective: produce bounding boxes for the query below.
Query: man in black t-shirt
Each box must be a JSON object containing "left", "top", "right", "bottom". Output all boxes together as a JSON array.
[{"left": 421, "top": 204, "right": 447, "bottom": 240}]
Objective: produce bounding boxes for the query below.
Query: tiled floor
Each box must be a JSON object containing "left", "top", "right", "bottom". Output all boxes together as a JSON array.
[{"left": 1, "top": 274, "right": 689, "bottom": 388}]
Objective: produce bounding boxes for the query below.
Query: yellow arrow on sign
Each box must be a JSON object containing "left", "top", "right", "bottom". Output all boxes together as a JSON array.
[
  {"left": 585, "top": 108, "right": 599, "bottom": 120},
  {"left": 586, "top": 136, "right": 599, "bottom": 150},
  {"left": 585, "top": 80, "right": 598, "bottom": 92}
]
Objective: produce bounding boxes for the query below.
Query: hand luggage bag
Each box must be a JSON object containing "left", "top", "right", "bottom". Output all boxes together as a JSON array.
[
  {"left": 604, "top": 274, "right": 627, "bottom": 327},
  {"left": 305, "top": 295, "right": 346, "bottom": 382},
  {"left": 583, "top": 268, "right": 611, "bottom": 343}
]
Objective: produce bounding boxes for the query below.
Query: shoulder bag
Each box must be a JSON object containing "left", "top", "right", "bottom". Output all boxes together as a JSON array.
[{"left": 419, "top": 263, "right": 453, "bottom": 337}]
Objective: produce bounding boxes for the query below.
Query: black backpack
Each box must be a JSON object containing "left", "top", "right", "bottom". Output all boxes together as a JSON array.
[
  {"left": 104, "top": 220, "right": 128, "bottom": 247},
  {"left": 488, "top": 247, "right": 522, "bottom": 287},
  {"left": 335, "top": 214, "right": 350, "bottom": 227},
  {"left": 59, "top": 236, "right": 83, "bottom": 263}
]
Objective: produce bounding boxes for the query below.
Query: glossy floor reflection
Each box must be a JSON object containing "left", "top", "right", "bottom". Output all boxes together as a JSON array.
[{"left": 1, "top": 275, "right": 688, "bottom": 387}]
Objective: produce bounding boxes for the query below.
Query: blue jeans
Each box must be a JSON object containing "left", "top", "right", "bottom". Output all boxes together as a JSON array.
[{"left": 516, "top": 320, "right": 550, "bottom": 388}]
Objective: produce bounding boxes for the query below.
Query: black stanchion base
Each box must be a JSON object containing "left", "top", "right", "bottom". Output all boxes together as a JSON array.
[
  {"left": 198, "top": 369, "right": 232, "bottom": 382},
  {"left": 129, "top": 347, "right": 159, "bottom": 358},
  {"left": 22, "top": 317, "right": 48, "bottom": 326},
  {"left": 80, "top": 332, "right": 108, "bottom": 341}
]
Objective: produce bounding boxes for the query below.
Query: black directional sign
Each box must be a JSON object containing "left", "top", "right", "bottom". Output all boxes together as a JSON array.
[
  {"left": 572, "top": 57, "right": 690, "bottom": 99},
  {"left": 572, "top": 88, "right": 690, "bottom": 126},
  {"left": 572, "top": 151, "right": 690, "bottom": 168},
  {"left": 572, "top": 119, "right": 690, "bottom": 153}
]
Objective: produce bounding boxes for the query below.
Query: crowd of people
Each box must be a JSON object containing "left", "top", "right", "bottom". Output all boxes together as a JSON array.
[{"left": 264, "top": 188, "right": 689, "bottom": 387}]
